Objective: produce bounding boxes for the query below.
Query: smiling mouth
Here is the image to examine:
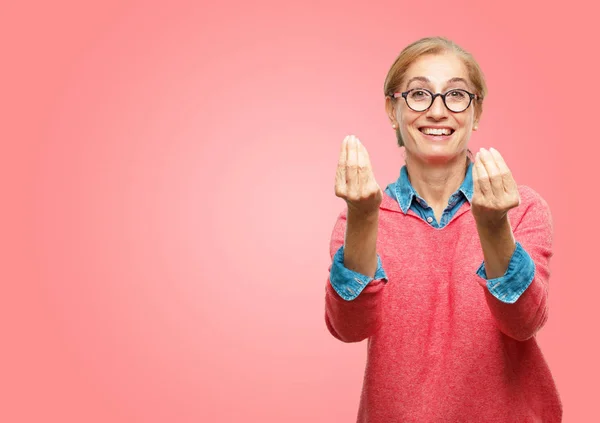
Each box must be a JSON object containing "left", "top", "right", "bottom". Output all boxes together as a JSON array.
[{"left": 419, "top": 127, "right": 455, "bottom": 136}]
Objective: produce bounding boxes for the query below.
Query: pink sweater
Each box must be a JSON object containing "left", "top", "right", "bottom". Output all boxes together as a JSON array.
[{"left": 324, "top": 185, "right": 562, "bottom": 422}]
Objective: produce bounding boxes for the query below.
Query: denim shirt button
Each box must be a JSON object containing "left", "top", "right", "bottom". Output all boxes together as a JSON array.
[{"left": 426, "top": 216, "right": 433, "bottom": 223}]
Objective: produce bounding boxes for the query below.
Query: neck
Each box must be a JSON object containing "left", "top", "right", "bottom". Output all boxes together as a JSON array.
[{"left": 404, "top": 154, "right": 469, "bottom": 210}]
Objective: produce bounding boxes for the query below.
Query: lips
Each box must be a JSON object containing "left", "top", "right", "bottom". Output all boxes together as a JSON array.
[
  {"left": 418, "top": 127, "right": 455, "bottom": 135},
  {"left": 417, "top": 127, "right": 455, "bottom": 142}
]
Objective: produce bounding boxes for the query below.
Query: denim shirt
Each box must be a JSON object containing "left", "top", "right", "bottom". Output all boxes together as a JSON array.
[{"left": 330, "top": 161, "right": 536, "bottom": 303}]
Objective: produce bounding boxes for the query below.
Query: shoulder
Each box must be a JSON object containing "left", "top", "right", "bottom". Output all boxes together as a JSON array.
[
  {"left": 512, "top": 185, "right": 553, "bottom": 231},
  {"left": 516, "top": 185, "right": 551, "bottom": 213}
]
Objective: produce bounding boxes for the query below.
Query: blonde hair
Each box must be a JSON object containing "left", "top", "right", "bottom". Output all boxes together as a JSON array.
[{"left": 384, "top": 37, "right": 487, "bottom": 151}]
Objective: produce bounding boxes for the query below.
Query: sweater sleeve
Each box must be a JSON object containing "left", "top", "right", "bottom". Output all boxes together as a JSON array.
[
  {"left": 475, "top": 242, "right": 536, "bottom": 303},
  {"left": 330, "top": 245, "right": 388, "bottom": 300},
  {"left": 324, "top": 210, "right": 389, "bottom": 343},
  {"left": 475, "top": 187, "right": 554, "bottom": 341}
]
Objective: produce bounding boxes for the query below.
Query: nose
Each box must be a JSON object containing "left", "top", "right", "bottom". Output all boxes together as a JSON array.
[{"left": 426, "top": 94, "right": 448, "bottom": 119}]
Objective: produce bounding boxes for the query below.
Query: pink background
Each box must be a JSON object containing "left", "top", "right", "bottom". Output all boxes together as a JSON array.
[{"left": 2, "top": 1, "right": 598, "bottom": 421}]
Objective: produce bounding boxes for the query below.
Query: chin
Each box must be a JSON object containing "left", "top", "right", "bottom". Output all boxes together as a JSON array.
[
  {"left": 412, "top": 147, "right": 462, "bottom": 164},
  {"left": 423, "top": 154, "right": 456, "bottom": 165}
]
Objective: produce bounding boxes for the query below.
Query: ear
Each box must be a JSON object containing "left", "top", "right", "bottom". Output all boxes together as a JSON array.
[
  {"left": 473, "top": 107, "right": 482, "bottom": 131},
  {"left": 385, "top": 96, "right": 399, "bottom": 129}
]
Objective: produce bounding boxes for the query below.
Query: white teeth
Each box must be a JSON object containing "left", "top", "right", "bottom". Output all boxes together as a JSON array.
[{"left": 421, "top": 127, "right": 452, "bottom": 135}]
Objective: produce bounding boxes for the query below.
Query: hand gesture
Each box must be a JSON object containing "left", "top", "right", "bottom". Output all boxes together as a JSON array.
[
  {"left": 472, "top": 147, "right": 521, "bottom": 228},
  {"left": 335, "top": 135, "right": 383, "bottom": 217}
]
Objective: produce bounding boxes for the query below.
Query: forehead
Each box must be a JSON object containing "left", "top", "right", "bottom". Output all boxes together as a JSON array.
[{"left": 404, "top": 53, "right": 470, "bottom": 88}]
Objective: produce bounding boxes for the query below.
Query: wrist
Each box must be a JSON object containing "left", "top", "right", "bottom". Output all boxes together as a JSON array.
[
  {"left": 475, "top": 213, "right": 510, "bottom": 234},
  {"left": 347, "top": 207, "right": 379, "bottom": 223},
  {"left": 476, "top": 215, "right": 515, "bottom": 248}
]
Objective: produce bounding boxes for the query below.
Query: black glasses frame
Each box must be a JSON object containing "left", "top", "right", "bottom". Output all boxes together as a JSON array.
[{"left": 390, "top": 88, "right": 477, "bottom": 113}]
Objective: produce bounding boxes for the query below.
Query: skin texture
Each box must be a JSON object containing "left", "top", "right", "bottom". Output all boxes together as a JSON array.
[
  {"left": 472, "top": 147, "right": 520, "bottom": 279},
  {"left": 334, "top": 52, "right": 520, "bottom": 282},
  {"left": 334, "top": 135, "right": 381, "bottom": 278},
  {"left": 385, "top": 52, "right": 479, "bottom": 220}
]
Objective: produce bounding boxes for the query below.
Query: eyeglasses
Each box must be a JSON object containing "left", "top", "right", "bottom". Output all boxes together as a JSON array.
[{"left": 390, "top": 88, "right": 477, "bottom": 113}]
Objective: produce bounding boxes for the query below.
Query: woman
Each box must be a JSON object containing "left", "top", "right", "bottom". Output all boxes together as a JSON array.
[{"left": 325, "top": 37, "right": 562, "bottom": 422}]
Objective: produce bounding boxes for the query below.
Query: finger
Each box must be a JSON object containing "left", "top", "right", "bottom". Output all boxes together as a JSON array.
[
  {"left": 472, "top": 156, "right": 482, "bottom": 198},
  {"left": 478, "top": 148, "right": 503, "bottom": 197},
  {"left": 335, "top": 135, "right": 350, "bottom": 197},
  {"left": 335, "top": 136, "right": 349, "bottom": 197},
  {"left": 361, "top": 145, "right": 380, "bottom": 195},
  {"left": 474, "top": 151, "right": 492, "bottom": 196},
  {"left": 357, "top": 139, "right": 371, "bottom": 194},
  {"left": 489, "top": 148, "right": 518, "bottom": 194},
  {"left": 346, "top": 135, "right": 359, "bottom": 198}
]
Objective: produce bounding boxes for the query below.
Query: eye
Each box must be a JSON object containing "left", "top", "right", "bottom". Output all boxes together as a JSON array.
[
  {"left": 409, "top": 89, "right": 429, "bottom": 99},
  {"left": 447, "top": 90, "right": 466, "bottom": 99}
]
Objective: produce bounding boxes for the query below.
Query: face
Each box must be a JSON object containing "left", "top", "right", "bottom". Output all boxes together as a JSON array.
[{"left": 386, "top": 53, "right": 479, "bottom": 163}]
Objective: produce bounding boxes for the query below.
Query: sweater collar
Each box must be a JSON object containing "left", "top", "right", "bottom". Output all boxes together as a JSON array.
[{"left": 384, "top": 161, "right": 474, "bottom": 214}]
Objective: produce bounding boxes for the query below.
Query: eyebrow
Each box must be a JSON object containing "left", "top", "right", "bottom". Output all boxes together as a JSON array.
[{"left": 406, "top": 76, "right": 470, "bottom": 89}]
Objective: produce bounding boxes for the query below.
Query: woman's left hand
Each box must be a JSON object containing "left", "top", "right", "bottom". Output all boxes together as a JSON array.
[{"left": 471, "top": 147, "right": 521, "bottom": 229}]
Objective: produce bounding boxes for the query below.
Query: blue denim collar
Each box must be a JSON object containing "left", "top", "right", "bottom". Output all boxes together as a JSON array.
[{"left": 393, "top": 161, "right": 474, "bottom": 214}]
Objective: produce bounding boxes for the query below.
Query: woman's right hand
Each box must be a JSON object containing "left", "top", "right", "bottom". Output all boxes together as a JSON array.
[{"left": 335, "top": 135, "right": 383, "bottom": 218}]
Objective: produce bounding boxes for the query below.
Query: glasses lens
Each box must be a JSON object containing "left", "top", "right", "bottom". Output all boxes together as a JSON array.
[
  {"left": 445, "top": 90, "right": 471, "bottom": 112},
  {"left": 406, "top": 89, "right": 432, "bottom": 111}
]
